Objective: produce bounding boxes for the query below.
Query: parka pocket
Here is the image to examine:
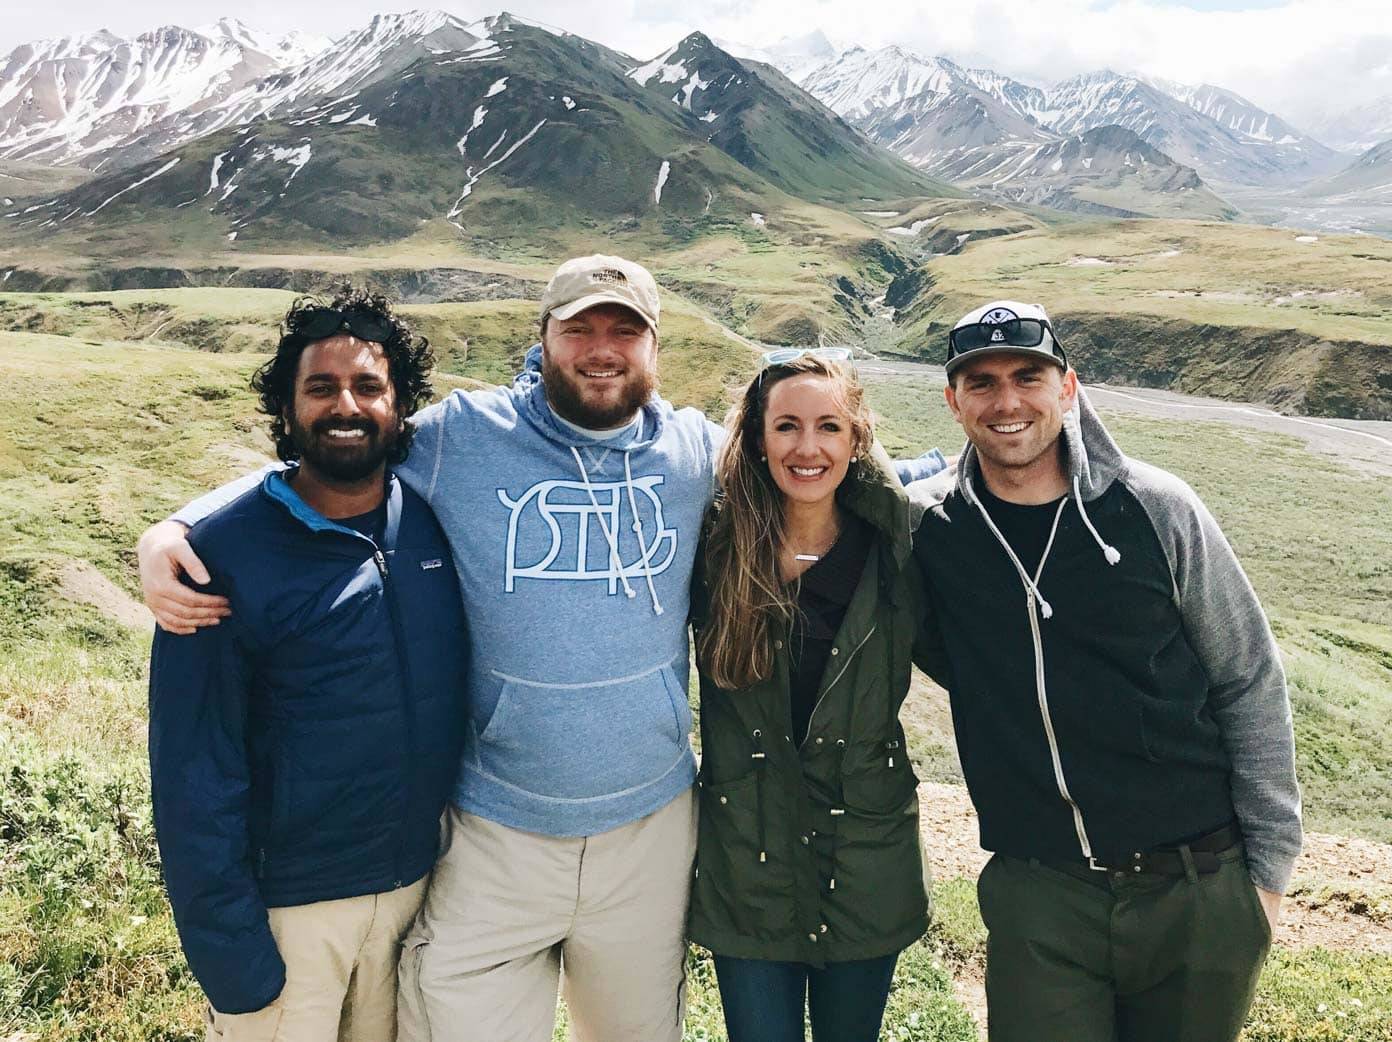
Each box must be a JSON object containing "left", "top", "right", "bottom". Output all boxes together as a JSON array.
[
  {"left": 840, "top": 761, "right": 919, "bottom": 817},
  {"left": 692, "top": 772, "right": 796, "bottom": 941}
]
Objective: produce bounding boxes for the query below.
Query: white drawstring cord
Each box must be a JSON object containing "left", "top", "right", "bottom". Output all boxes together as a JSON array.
[
  {"left": 972, "top": 482, "right": 1063, "bottom": 620},
  {"left": 623, "top": 451, "right": 664, "bottom": 615},
  {"left": 1073, "top": 476, "right": 1122, "bottom": 565},
  {"left": 570, "top": 446, "right": 637, "bottom": 600}
]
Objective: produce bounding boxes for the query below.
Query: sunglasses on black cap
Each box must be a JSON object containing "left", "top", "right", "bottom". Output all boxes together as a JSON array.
[{"left": 292, "top": 307, "right": 396, "bottom": 344}]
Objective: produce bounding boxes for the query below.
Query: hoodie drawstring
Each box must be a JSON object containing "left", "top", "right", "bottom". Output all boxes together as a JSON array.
[
  {"left": 974, "top": 494, "right": 1066, "bottom": 619},
  {"left": 1073, "top": 476, "right": 1122, "bottom": 565},
  {"left": 570, "top": 446, "right": 638, "bottom": 601},
  {"left": 623, "top": 451, "right": 664, "bottom": 615}
]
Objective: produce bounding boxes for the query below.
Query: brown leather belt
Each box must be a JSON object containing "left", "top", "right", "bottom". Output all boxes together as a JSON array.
[{"left": 1082, "top": 821, "right": 1243, "bottom": 877}]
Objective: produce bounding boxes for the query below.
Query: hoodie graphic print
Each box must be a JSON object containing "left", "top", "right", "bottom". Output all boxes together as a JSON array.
[{"left": 397, "top": 347, "right": 718, "bottom": 836}]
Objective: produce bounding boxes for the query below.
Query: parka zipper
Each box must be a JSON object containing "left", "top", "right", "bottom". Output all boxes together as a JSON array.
[
  {"left": 798, "top": 624, "right": 878, "bottom": 751},
  {"left": 752, "top": 729, "right": 767, "bottom": 863}
]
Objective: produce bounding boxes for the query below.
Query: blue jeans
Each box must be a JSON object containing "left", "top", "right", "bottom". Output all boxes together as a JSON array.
[{"left": 713, "top": 952, "right": 900, "bottom": 1042}]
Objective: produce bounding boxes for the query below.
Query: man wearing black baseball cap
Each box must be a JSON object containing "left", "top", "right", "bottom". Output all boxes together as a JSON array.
[{"left": 907, "top": 299, "right": 1301, "bottom": 1042}]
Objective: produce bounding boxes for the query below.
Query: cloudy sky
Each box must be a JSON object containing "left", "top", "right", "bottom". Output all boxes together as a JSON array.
[{"left": 4, "top": 0, "right": 1389, "bottom": 129}]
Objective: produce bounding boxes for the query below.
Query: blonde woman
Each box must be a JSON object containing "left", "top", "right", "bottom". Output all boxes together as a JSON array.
[{"left": 689, "top": 350, "right": 944, "bottom": 1042}]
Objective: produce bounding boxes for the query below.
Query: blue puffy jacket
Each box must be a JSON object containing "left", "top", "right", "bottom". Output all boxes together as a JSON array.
[{"left": 148, "top": 469, "right": 466, "bottom": 1014}]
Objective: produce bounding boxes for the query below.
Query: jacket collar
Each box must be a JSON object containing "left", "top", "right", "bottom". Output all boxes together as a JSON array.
[{"left": 261, "top": 465, "right": 402, "bottom": 550}]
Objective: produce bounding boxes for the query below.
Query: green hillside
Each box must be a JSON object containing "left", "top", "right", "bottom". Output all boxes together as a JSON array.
[{"left": 882, "top": 217, "right": 1392, "bottom": 419}]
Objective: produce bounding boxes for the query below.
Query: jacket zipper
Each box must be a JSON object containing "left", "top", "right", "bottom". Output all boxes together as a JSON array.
[
  {"left": 798, "top": 623, "right": 877, "bottom": 751},
  {"left": 373, "top": 546, "right": 417, "bottom": 889},
  {"left": 1025, "top": 588, "right": 1094, "bottom": 860}
]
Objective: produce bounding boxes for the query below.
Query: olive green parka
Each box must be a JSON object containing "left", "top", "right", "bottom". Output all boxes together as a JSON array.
[{"left": 689, "top": 445, "right": 932, "bottom": 966}]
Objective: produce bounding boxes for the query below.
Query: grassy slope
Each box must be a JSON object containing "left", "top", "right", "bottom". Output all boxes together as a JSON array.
[
  {"left": 2, "top": 312, "right": 1390, "bottom": 1040},
  {"left": 894, "top": 218, "right": 1392, "bottom": 348}
]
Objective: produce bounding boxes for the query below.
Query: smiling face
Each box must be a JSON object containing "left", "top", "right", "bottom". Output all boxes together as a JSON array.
[
  {"left": 761, "top": 373, "right": 858, "bottom": 509},
  {"left": 541, "top": 303, "right": 658, "bottom": 429},
  {"left": 945, "top": 352, "right": 1078, "bottom": 498},
  {"left": 285, "top": 334, "right": 401, "bottom": 484}
]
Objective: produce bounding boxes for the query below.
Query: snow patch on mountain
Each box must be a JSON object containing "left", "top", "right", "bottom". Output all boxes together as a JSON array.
[
  {"left": 654, "top": 160, "right": 671, "bottom": 204},
  {"left": 630, "top": 46, "right": 687, "bottom": 87},
  {"left": 87, "top": 156, "right": 180, "bottom": 216}
]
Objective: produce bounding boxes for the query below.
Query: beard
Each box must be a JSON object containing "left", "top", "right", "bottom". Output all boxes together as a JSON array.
[
  {"left": 288, "top": 412, "right": 399, "bottom": 483},
  {"left": 541, "top": 353, "right": 657, "bottom": 430}
]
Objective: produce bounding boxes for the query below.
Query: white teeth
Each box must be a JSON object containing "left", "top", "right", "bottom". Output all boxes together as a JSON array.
[
  {"left": 991, "top": 422, "right": 1028, "bottom": 433},
  {"left": 583, "top": 370, "right": 620, "bottom": 378},
  {"left": 790, "top": 466, "right": 826, "bottom": 477},
  {"left": 326, "top": 429, "right": 366, "bottom": 439}
]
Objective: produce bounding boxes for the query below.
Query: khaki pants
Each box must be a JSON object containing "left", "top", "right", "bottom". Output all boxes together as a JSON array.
[
  {"left": 398, "top": 786, "right": 698, "bottom": 1042},
  {"left": 205, "top": 877, "right": 428, "bottom": 1042}
]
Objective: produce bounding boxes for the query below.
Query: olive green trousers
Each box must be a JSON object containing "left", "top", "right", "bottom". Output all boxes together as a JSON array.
[{"left": 977, "top": 844, "right": 1272, "bottom": 1042}]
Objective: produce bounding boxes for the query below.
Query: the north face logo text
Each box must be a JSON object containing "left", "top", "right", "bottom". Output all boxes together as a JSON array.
[{"left": 591, "top": 269, "right": 628, "bottom": 285}]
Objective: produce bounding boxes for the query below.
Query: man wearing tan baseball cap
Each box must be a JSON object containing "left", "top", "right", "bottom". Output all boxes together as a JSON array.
[
  {"left": 540, "top": 254, "right": 662, "bottom": 331},
  {"left": 136, "top": 253, "right": 950, "bottom": 1042}
]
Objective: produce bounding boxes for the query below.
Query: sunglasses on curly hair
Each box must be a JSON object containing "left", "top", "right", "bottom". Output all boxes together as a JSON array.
[{"left": 291, "top": 307, "right": 396, "bottom": 344}]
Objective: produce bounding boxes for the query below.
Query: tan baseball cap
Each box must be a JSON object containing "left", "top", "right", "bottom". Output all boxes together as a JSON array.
[{"left": 540, "top": 254, "right": 661, "bottom": 330}]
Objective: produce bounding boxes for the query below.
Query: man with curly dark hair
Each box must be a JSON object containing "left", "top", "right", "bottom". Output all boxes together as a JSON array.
[{"left": 148, "top": 287, "right": 467, "bottom": 1042}]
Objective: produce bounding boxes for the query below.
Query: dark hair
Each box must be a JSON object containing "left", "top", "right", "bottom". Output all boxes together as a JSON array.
[{"left": 251, "top": 286, "right": 435, "bottom": 464}]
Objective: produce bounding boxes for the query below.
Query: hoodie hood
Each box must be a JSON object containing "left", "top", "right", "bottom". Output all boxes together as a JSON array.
[{"left": 515, "top": 343, "right": 669, "bottom": 452}]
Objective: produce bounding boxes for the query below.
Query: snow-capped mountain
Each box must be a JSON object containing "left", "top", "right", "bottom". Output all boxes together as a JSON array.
[
  {"left": 0, "top": 11, "right": 503, "bottom": 173},
  {"left": 1042, "top": 71, "right": 1338, "bottom": 186},
  {"left": 931, "top": 124, "right": 1235, "bottom": 219},
  {"left": 798, "top": 49, "right": 1341, "bottom": 190},
  {"left": 629, "top": 33, "right": 940, "bottom": 203},
  {"left": 0, "top": 24, "right": 309, "bottom": 168},
  {"left": 2, "top": 18, "right": 938, "bottom": 252}
]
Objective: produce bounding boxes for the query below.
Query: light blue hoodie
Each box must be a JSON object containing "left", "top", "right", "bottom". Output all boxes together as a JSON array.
[
  {"left": 400, "top": 346, "right": 715, "bottom": 834},
  {"left": 174, "top": 348, "right": 946, "bottom": 837}
]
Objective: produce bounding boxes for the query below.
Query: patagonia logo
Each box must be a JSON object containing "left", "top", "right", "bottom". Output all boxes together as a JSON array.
[
  {"left": 591, "top": 268, "right": 628, "bottom": 285},
  {"left": 421, "top": 559, "right": 444, "bottom": 570}
]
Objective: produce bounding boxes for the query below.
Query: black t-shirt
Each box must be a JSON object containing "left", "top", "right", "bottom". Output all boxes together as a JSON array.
[
  {"left": 974, "top": 482, "right": 1065, "bottom": 577},
  {"left": 335, "top": 500, "right": 388, "bottom": 544},
  {"left": 788, "top": 515, "right": 872, "bottom": 746}
]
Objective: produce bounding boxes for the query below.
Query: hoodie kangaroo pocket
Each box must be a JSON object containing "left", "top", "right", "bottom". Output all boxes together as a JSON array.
[{"left": 477, "top": 663, "right": 691, "bottom": 800}]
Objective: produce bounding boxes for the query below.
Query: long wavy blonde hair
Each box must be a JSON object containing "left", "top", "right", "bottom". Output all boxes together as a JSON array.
[{"left": 698, "top": 356, "right": 874, "bottom": 690}]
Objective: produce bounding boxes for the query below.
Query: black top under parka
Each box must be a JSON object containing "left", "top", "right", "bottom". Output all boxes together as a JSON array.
[{"left": 688, "top": 446, "right": 932, "bottom": 966}]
